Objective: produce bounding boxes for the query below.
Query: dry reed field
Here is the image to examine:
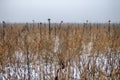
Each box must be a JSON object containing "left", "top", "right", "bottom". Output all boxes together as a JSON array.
[{"left": 0, "top": 22, "right": 120, "bottom": 80}]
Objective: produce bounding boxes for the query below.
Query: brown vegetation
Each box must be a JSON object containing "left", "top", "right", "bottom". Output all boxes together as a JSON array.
[{"left": 0, "top": 22, "right": 120, "bottom": 80}]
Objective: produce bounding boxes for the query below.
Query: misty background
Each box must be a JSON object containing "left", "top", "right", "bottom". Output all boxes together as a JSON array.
[{"left": 0, "top": 0, "right": 120, "bottom": 23}]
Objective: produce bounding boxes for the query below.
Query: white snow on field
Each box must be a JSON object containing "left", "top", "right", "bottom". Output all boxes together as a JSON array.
[{"left": 0, "top": 40, "right": 120, "bottom": 80}]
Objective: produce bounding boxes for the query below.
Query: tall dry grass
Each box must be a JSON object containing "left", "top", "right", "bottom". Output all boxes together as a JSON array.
[{"left": 0, "top": 22, "right": 120, "bottom": 80}]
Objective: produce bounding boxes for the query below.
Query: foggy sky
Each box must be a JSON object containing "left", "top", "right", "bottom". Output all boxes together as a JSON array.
[{"left": 0, "top": 0, "right": 120, "bottom": 23}]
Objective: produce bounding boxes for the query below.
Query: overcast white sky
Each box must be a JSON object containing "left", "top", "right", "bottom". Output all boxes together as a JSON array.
[{"left": 0, "top": 0, "right": 120, "bottom": 23}]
